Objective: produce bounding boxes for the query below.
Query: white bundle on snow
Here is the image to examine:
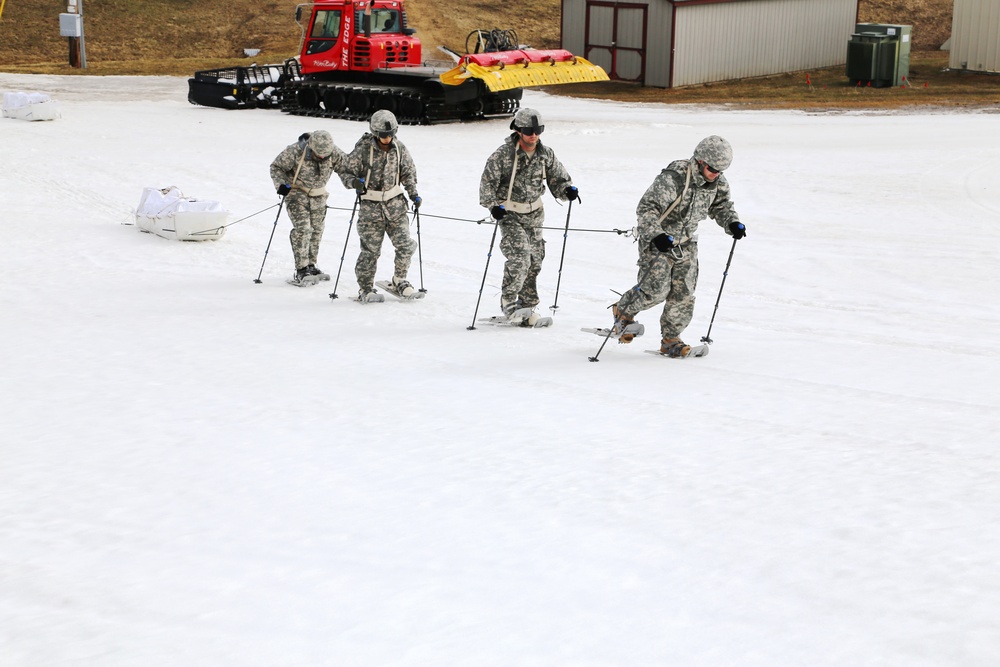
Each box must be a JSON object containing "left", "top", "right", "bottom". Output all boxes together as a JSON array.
[
  {"left": 2, "top": 92, "right": 61, "bottom": 121},
  {"left": 134, "top": 186, "right": 229, "bottom": 242}
]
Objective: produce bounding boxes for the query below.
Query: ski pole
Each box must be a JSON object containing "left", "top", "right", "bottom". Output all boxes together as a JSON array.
[
  {"left": 700, "top": 236, "right": 739, "bottom": 345},
  {"left": 548, "top": 197, "right": 574, "bottom": 313},
  {"left": 467, "top": 218, "right": 500, "bottom": 330},
  {"left": 253, "top": 198, "right": 286, "bottom": 283},
  {"left": 413, "top": 208, "right": 426, "bottom": 293},
  {"left": 329, "top": 194, "right": 361, "bottom": 300},
  {"left": 258, "top": 148, "right": 309, "bottom": 283},
  {"left": 588, "top": 326, "right": 616, "bottom": 362}
]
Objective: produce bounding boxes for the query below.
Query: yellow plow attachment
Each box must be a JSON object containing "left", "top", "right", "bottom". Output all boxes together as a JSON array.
[{"left": 440, "top": 49, "right": 609, "bottom": 93}]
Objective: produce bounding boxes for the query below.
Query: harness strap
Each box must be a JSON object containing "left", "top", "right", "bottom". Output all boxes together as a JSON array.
[
  {"left": 361, "top": 184, "right": 405, "bottom": 202},
  {"left": 285, "top": 143, "right": 328, "bottom": 196},
  {"left": 656, "top": 161, "right": 692, "bottom": 226},
  {"left": 501, "top": 143, "right": 545, "bottom": 214},
  {"left": 364, "top": 140, "right": 403, "bottom": 202},
  {"left": 292, "top": 185, "right": 329, "bottom": 196},
  {"left": 502, "top": 199, "right": 544, "bottom": 214},
  {"left": 289, "top": 145, "right": 308, "bottom": 188}
]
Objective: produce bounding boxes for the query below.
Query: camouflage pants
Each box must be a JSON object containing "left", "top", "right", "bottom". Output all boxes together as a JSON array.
[
  {"left": 498, "top": 219, "right": 546, "bottom": 309},
  {"left": 286, "top": 192, "right": 328, "bottom": 270},
  {"left": 617, "top": 242, "right": 699, "bottom": 338},
  {"left": 354, "top": 201, "right": 416, "bottom": 292}
]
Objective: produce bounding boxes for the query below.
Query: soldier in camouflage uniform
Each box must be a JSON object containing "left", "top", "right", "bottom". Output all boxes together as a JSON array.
[
  {"left": 340, "top": 110, "right": 421, "bottom": 302},
  {"left": 270, "top": 130, "right": 351, "bottom": 285},
  {"left": 479, "top": 108, "right": 577, "bottom": 326},
  {"left": 612, "top": 135, "right": 747, "bottom": 357}
]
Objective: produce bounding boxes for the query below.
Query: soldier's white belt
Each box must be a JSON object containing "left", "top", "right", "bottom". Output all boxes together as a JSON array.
[
  {"left": 361, "top": 184, "right": 405, "bottom": 202},
  {"left": 292, "top": 185, "right": 329, "bottom": 196},
  {"left": 668, "top": 236, "right": 697, "bottom": 260},
  {"left": 501, "top": 198, "right": 543, "bottom": 214}
]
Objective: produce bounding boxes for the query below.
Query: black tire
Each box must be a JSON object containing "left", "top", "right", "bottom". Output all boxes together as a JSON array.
[
  {"left": 297, "top": 87, "right": 320, "bottom": 109},
  {"left": 322, "top": 89, "right": 346, "bottom": 112},
  {"left": 397, "top": 96, "right": 424, "bottom": 121},
  {"left": 347, "top": 90, "right": 371, "bottom": 114},
  {"left": 373, "top": 93, "right": 397, "bottom": 113}
]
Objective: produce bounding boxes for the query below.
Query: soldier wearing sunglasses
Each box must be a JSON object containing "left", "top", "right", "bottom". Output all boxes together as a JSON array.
[
  {"left": 479, "top": 108, "right": 578, "bottom": 327},
  {"left": 341, "top": 109, "right": 422, "bottom": 302},
  {"left": 610, "top": 135, "right": 747, "bottom": 357}
]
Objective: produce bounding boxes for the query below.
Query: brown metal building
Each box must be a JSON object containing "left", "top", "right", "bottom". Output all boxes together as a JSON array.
[{"left": 560, "top": 0, "right": 860, "bottom": 87}]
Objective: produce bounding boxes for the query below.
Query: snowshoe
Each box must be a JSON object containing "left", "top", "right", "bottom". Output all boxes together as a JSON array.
[
  {"left": 287, "top": 267, "right": 321, "bottom": 287},
  {"left": 356, "top": 288, "right": 385, "bottom": 303},
  {"left": 645, "top": 343, "right": 710, "bottom": 359},
  {"left": 392, "top": 277, "right": 414, "bottom": 298},
  {"left": 660, "top": 337, "right": 692, "bottom": 357},
  {"left": 581, "top": 322, "right": 645, "bottom": 342},
  {"left": 477, "top": 313, "right": 553, "bottom": 328},
  {"left": 375, "top": 279, "right": 425, "bottom": 301},
  {"left": 611, "top": 303, "right": 639, "bottom": 343},
  {"left": 308, "top": 265, "right": 331, "bottom": 281}
]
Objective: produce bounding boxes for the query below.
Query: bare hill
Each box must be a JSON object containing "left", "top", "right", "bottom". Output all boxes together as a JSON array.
[
  {"left": 0, "top": 0, "right": 954, "bottom": 67},
  {"left": 858, "top": 0, "right": 952, "bottom": 50}
]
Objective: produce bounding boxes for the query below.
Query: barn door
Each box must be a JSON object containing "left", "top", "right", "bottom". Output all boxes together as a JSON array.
[{"left": 585, "top": 1, "right": 647, "bottom": 82}]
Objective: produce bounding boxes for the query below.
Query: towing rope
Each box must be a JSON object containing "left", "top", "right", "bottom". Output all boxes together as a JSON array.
[
  {"left": 214, "top": 203, "right": 281, "bottom": 230},
  {"left": 325, "top": 205, "right": 633, "bottom": 236},
  {"left": 185, "top": 203, "right": 282, "bottom": 237},
  {"left": 127, "top": 202, "right": 281, "bottom": 237},
  {"left": 178, "top": 201, "right": 633, "bottom": 239}
]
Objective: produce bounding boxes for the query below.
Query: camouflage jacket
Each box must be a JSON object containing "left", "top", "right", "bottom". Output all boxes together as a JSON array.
[
  {"left": 269, "top": 135, "right": 348, "bottom": 193},
  {"left": 479, "top": 133, "right": 572, "bottom": 224},
  {"left": 340, "top": 134, "right": 419, "bottom": 202},
  {"left": 635, "top": 158, "right": 740, "bottom": 246}
]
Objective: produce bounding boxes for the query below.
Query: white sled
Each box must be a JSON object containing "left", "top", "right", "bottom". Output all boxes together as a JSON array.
[
  {"left": 134, "top": 186, "right": 228, "bottom": 242},
  {"left": 2, "top": 92, "right": 61, "bottom": 122}
]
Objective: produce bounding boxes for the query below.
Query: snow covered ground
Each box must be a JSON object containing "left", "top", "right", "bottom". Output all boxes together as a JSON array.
[{"left": 1, "top": 73, "right": 999, "bottom": 666}]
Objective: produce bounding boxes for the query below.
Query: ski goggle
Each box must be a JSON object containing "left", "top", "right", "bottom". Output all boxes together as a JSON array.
[
  {"left": 518, "top": 126, "right": 544, "bottom": 136},
  {"left": 376, "top": 130, "right": 396, "bottom": 139},
  {"left": 704, "top": 163, "right": 721, "bottom": 174}
]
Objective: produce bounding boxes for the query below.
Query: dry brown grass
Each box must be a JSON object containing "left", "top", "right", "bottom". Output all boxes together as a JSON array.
[
  {"left": 860, "top": 0, "right": 953, "bottom": 50},
  {"left": 2, "top": 0, "right": 994, "bottom": 110}
]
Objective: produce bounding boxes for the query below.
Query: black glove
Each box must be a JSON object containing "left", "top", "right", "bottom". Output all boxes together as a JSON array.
[
  {"left": 490, "top": 205, "right": 506, "bottom": 220},
  {"left": 352, "top": 177, "right": 366, "bottom": 195},
  {"left": 652, "top": 233, "right": 675, "bottom": 252},
  {"left": 565, "top": 186, "right": 579, "bottom": 201},
  {"left": 276, "top": 184, "right": 291, "bottom": 197},
  {"left": 412, "top": 196, "right": 422, "bottom": 211},
  {"left": 729, "top": 222, "right": 746, "bottom": 239}
]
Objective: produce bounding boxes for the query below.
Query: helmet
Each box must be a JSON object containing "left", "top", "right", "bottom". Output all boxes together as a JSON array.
[
  {"left": 308, "top": 130, "right": 334, "bottom": 158},
  {"left": 509, "top": 107, "right": 544, "bottom": 135},
  {"left": 369, "top": 109, "right": 398, "bottom": 137},
  {"left": 693, "top": 135, "right": 733, "bottom": 172}
]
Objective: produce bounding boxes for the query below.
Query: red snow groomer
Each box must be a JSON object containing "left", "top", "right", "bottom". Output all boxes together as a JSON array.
[{"left": 187, "top": 1, "right": 609, "bottom": 124}]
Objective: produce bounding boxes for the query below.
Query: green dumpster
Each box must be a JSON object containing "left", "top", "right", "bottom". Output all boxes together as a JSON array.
[{"left": 846, "top": 23, "right": 911, "bottom": 88}]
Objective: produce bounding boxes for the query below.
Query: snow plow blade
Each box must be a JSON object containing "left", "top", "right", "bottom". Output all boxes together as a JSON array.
[{"left": 440, "top": 49, "right": 609, "bottom": 92}]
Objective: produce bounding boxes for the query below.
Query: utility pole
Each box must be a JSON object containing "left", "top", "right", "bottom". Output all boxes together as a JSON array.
[{"left": 61, "top": 0, "right": 87, "bottom": 68}]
